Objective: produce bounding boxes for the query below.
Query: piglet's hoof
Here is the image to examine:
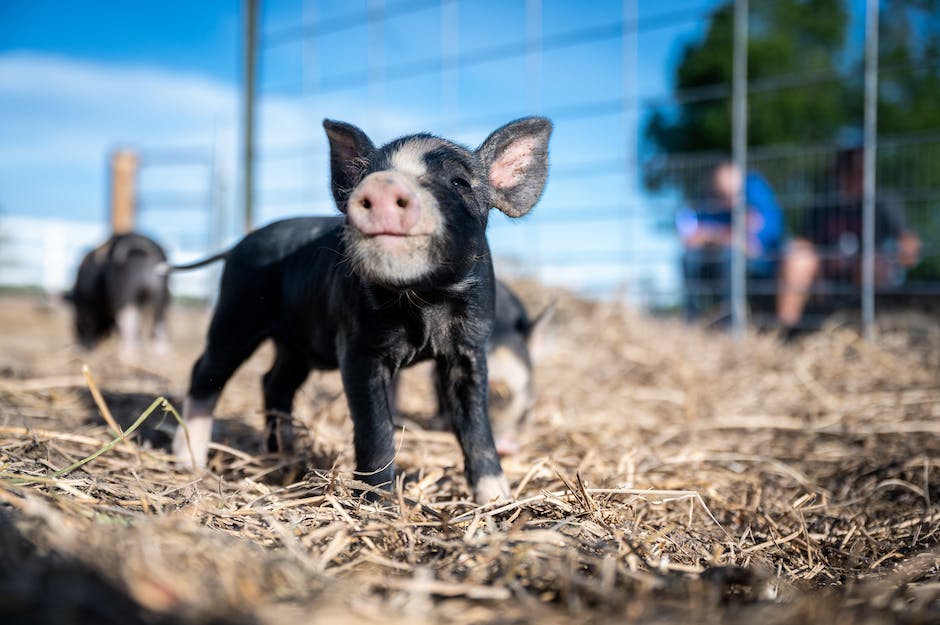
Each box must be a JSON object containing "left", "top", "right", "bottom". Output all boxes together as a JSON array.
[
  {"left": 473, "top": 474, "right": 512, "bottom": 505},
  {"left": 172, "top": 447, "right": 204, "bottom": 470},
  {"left": 171, "top": 424, "right": 209, "bottom": 470},
  {"left": 171, "top": 437, "right": 206, "bottom": 470}
]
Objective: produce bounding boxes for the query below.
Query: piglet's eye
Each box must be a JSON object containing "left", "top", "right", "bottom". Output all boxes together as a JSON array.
[{"left": 450, "top": 176, "right": 471, "bottom": 190}]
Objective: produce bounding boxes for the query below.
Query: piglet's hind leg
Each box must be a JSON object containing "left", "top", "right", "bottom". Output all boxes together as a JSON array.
[
  {"left": 262, "top": 345, "right": 310, "bottom": 454},
  {"left": 175, "top": 295, "right": 270, "bottom": 469}
]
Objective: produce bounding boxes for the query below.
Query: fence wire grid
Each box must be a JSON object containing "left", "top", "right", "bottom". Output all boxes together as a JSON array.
[{"left": 154, "top": 0, "right": 940, "bottom": 332}]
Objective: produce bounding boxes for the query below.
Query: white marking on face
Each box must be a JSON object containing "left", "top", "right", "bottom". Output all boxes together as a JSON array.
[
  {"left": 345, "top": 228, "right": 437, "bottom": 286},
  {"left": 172, "top": 396, "right": 216, "bottom": 469},
  {"left": 474, "top": 473, "right": 511, "bottom": 504},
  {"left": 389, "top": 137, "right": 443, "bottom": 178}
]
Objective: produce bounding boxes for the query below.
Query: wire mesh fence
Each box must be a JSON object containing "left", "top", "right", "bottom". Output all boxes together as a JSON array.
[
  {"left": 135, "top": 147, "right": 227, "bottom": 299},
  {"left": 114, "top": 0, "right": 939, "bottom": 330},
  {"left": 657, "top": 133, "right": 940, "bottom": 328}
]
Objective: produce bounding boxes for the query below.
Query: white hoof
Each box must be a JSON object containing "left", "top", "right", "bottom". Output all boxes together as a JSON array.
[
  {"left": 172, "top": 414, "right": 212, "bottom": 469},
  {"left": 473, "top": 474, "right": 512, "bottom": 505}
]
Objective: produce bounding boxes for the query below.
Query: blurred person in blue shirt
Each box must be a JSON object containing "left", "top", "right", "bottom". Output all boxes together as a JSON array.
[{"left": 677, "top": 161, "right": 783, "bottom": 320}]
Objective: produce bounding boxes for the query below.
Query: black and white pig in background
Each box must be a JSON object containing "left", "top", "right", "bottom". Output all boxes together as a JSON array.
[
  {"left": 172, "top": 116, "right": 552, "bottom": 504},
  {"left": 485, "top": 281, "right": 553, "bottom": 456},
  {"left": 68, "top": 232, "right": 170, "bottom": 357}
]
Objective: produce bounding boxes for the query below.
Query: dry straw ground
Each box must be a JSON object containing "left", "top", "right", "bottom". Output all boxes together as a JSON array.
[{"left": 1, "top": 285, "right": 939, "bottom": 625}]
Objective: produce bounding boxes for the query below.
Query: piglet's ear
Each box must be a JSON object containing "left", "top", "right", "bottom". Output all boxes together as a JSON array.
[
  {"left": 477, "top": 117, "right": 552, "bottom": 218},
  {"left": 323, "top": 119, "right": 375, "bottom": 212}
]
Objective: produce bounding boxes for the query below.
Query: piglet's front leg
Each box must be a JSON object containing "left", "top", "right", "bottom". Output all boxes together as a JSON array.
[
  {"left": 340, "top": 355, "right": 398, "bottom": 498},
  {"left": 437, "top": 349, "right": 511, "bottom": 504}
]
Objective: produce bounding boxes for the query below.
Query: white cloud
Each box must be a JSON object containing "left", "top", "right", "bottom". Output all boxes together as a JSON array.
[
  {"left": 0, "top": 52, "right": 240, "bottom": 225},
  {"left": 0, "top": 51, "right": 676, "bottom": 298},
  {"left": 0, "top": 51, "right": 431, "bottom": 225},
  {"left": 0, "top": 52, "right": 239, "bottom": 167}
]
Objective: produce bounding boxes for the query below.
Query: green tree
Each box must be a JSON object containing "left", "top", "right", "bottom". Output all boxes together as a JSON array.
[
  {"left": 644, "top": 0, "right": 850, "bottom": 168},
  {"left": 876, "top": 0, "right": 940, "bottom": 279},
  {"left": 646, "top": 0, "right": 940, "bottom": 280},
  {"left": 878, "top": 0, "right": 940, "bottom": 134},
  {"left": 644, "top": 0, "right": 940, "bottom": 179}
]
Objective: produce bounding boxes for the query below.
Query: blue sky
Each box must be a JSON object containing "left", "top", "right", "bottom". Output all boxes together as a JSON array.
[
  {"left": 0, "top": 0, "right": 727, "bottom": 296},
  {"left": 0, "top": 1, "right": 241, "bottom": 82}
]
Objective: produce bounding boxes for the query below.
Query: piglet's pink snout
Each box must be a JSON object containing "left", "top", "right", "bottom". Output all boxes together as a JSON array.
[{"left": 347, "top": 173, "right": 422, "bottom": 236}]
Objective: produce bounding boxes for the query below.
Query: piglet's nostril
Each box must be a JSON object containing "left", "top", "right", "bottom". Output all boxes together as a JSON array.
[
  {"left": 361, "top": 197, "right": 372, "bottom": 210},
  {"left": 396, "top": 197, "right": 409, "bottom": 209}
]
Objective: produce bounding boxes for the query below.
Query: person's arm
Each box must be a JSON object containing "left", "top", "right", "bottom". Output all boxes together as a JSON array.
[
  {"left": 898, "top": 231, "right": 921, "bottom": 268},
  {"left": 745, "top": 172, "right": 784, "bottom": 257},
  {"left": 677, "top": 206, "right": 731, "bottom": 248},
  {"left": 879, "top": 192, "right": 920, "bottom": 267}
]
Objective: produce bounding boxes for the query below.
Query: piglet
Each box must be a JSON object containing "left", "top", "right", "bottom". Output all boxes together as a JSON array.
[
  {"left": 172, "top": 117, "right": 552, "bottom": 504},
  {"left": 68, "top": 233, "right": 170, "bottom": 357}
]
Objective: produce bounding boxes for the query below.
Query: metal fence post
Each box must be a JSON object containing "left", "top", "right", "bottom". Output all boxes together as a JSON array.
[
  {"left": 441, "top": 0, "right": 459, "bottom": 126},
  {"left": 862, "top": 0, "right": 880, "bottom": 341},
  {"left": 731, "top": 0, "right": 749, "bottom": 338},
  {"left": 525, "top": 0, "right": 543, "bottom": 280},
  {"left": 242, "top": 0, "right": 258, "bottom": 234},
  {"left": 622, "top": 0, "right": 637, "bottom": 301}
]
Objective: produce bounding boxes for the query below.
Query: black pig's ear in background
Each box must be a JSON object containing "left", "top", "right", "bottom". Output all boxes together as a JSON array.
[
  {"left": 477, "top": 117, "right": 552, "bottom": 218},
  {"left": 323, "top": 120, "right": 376, "bottom": 212}
]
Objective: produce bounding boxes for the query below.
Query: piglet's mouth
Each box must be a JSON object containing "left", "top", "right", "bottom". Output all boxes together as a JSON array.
[
  {"left": 365, "top": 231, "right": 413, "bottom": 238},
  {"left": 350, "top": 228, "right": 431, "bottom": 240}
]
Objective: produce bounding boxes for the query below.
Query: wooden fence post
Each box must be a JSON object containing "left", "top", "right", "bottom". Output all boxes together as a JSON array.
[{"left": 110, "top": 149, "right": 138, "bottom": 235}]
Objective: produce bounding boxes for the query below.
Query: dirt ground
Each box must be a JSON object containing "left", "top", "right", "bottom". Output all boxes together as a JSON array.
[{"left": 1, "top": 286, "right": 939, "bottom": 625}]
